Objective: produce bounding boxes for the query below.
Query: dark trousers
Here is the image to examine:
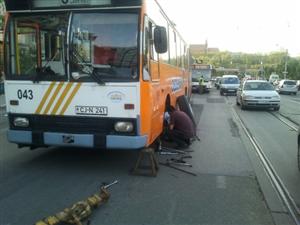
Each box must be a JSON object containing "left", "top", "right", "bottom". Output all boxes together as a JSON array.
[{"left": 166, "top": 129, "right": 191, "bottom": 147}]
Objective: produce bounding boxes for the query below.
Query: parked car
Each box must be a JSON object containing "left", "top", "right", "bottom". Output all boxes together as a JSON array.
[
  {"left": 219, "top": 75, "right": 240, "bottom": 95},
  {"left": 276, "top": 80, "right": 298, "bottom": 95},
  {"left": 236, "top": 80, "right": 280, "bottom": 110}
]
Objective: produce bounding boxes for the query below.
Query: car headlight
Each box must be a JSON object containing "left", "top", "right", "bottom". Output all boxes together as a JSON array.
[
  {"left": 114, "top": 122, "right": 133, "bottom": 132},
  {"left": 13, "top": 117, "right": 29, "bottom": 127},
  {"left": 242, "top": 95, "right": 254, "bottom": 100}
]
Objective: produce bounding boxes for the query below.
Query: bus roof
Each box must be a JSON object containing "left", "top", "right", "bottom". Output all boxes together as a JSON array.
[{"left": 4, "top": 0, "right": 143, "bottom": 11}]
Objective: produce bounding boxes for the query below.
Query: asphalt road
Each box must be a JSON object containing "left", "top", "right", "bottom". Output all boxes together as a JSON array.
[
  {"left": 279, "top": 93, "right": 300, "bottom": 125},
  {"left": 0, "top": 91, "right": 296, "bottom": 225},
  {"left": 230, "top": 90, "right": 300, "bottom": 213}
]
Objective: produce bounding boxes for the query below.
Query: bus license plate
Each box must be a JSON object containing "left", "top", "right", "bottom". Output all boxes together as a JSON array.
[{"left": 75, "top": 106, "right": 108, "bottom": 115}]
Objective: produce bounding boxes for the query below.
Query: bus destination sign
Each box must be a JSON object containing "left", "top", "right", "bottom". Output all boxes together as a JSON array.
[
  {"left": 32, "top": 0, "right": 111, "bottom": 8},
  {"left": 192, "top": 64, "right": 211, "bottom": 70}
]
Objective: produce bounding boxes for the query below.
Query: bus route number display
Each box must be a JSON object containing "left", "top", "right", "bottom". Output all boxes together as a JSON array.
[
  {"left": 32, "top": 0, "right": 111, "bottom": 8},
  {"left": 192, "top": 65, "right": 211, "bottom": 70}
]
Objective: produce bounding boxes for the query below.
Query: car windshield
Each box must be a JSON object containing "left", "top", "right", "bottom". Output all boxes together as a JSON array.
[
  {"left": 223, "top": 77, "right": 239, "bottom": 84},
  {"left": 284, "top": 80, "right": 296, "bottom": 85},
  {"left": 244, "top": 82, "right": 275, "bottom": 90},
  {"left": 70, "top": 13, "right": 138, "bottom": 82}
]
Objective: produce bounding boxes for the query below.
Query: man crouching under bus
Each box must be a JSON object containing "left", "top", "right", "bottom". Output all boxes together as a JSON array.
[{"left": 164, "top": 106, "right": 196, "bottom": 149}]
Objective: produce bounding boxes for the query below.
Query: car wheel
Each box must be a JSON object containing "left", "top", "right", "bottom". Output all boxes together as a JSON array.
[{"left": 274, "top": 106, "right": 280, "bottom": 111}]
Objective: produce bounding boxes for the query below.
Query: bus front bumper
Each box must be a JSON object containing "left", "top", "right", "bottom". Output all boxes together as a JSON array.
[{"left": 7, "top": 130, "right": 148, "bottom": 150}]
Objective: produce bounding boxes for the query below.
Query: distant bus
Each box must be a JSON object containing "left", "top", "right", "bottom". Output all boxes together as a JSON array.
[
  {"left": 190, "top": 64, "right": 213, "bottom": 92},
  {"left": 3, "top": 0, "right": 191, "bottom": 150}
]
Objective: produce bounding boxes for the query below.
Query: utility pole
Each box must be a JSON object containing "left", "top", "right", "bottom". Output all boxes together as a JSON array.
[
  {"left": 260, "top": 61, "right": 264, "bottom": 80},
  {"left": 283, "top": 49, "right": 288, "bottom": 80}
]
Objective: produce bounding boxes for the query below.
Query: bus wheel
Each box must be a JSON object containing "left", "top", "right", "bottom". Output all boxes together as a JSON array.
[{"left": 177, "top": 95, "right": 197, "bottom": 129}]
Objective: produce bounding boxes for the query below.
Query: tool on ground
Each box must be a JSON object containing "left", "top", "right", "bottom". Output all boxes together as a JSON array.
[
  {"left": 160, "top": 146, "right": 194, "bottom": 154},
  {"left": 35, "top": 180, "right": 118, "bottom": 225},
  {"left": 167, "top": 157, "right": 192, "bottom": 167},
  {"left": 159, "top": 162, "right": 197, "bottom": 176}
]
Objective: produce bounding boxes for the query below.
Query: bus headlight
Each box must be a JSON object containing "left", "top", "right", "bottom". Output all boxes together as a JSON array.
[
  {"left": 114, "top": 122, "right": 133, "bottom": 132},
  {"left": 13, "top": 117, "right": 29, "bottom": 127}
]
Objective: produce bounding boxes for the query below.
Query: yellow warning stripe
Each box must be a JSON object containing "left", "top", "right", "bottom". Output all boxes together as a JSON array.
[
  {"left": 35, "top": 82, "right": 56, "bottom": 114},
  {"left": 42, "top": 82, "right": 64, "bottom": 114},
  {"left": 59, "top": 82, "right": 82, "bottom": 115},
  {"left": 50, "top": 82, "right": 74, "bottom": 115}
]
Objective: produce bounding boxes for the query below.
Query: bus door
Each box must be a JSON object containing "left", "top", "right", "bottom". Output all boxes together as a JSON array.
[{"left": 144, "top": 18, "right": 161, "bottom": 141}]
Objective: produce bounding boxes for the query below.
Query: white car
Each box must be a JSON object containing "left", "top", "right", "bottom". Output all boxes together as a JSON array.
[
  {"left": 219, "top": 75, "right": 240, "bottom": 95},
  {"left": 276, "top": 80, "right": 298, "bottom": 95},
  {"left": 236, "top": 80, "right": 280, "bottom": 110}
]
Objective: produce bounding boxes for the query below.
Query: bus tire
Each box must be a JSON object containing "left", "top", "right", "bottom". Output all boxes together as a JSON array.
[{"left": 177, "top": 95, "right": 197, "bottom": 129}]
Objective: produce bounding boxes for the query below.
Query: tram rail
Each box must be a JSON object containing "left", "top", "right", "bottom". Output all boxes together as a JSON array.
[{"left": 231, "top": 106, "right": 300, "bottom": 225}]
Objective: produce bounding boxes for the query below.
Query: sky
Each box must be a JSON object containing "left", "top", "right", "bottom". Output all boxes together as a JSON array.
[{"left": 159, "top": 0, "right": 300, "bottom": 56}]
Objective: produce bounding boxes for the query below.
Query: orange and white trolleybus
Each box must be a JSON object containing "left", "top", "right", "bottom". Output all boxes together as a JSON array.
[{"left": 3, "top": 0, "right": 191, "bottom": 150}]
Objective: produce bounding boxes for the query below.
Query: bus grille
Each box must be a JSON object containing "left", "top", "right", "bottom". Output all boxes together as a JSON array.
[{"left": 9, "top": 114, "right": 137, "bottom": 135}]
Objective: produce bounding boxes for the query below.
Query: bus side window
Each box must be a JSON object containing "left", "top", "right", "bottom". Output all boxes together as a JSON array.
[
  {"left": 143, "top": 16, "right": 150, "bottom": 81},
  {"left": 149, "top": 22, "right": 158, "bottom": 61}
]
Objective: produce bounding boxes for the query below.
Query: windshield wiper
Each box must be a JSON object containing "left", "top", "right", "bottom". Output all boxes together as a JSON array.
[{"left": 71, "top": 47, "right": 105, "bottom": 85}]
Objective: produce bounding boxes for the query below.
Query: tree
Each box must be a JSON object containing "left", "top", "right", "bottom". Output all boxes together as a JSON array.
[{"left": 193, "top": 51, "right": 300, "bottom": 80}]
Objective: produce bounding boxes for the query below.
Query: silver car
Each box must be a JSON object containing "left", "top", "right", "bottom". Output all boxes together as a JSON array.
[
  {"left": 276, "top": 80, "right": 298, "bottom": 95},
  {"left": 236, "top": 80, "right": 280, "bottom": 110}
]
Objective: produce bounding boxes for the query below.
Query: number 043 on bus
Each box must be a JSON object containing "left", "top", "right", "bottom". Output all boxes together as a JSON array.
[{"left": 3, "top": 0, "right": 191, "bottom": 150}]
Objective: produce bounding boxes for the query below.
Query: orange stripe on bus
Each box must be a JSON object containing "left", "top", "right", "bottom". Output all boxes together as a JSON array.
[
  {"left": 42, "top": 82, "right": 64, "bottom": 115},
  {"left": 59, "top": 83, "right": 82, "bottom": 115},
  {"left": 35, "top": 82, "right": 56, "bottom": 114},
  {"left": 50, "top": 82, "right": 74, "bottom": 115}
]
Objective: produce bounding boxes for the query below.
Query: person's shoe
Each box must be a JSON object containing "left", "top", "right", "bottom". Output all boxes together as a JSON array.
[{"left": 185, "top": 138, "right": 191, "bottom": 146}]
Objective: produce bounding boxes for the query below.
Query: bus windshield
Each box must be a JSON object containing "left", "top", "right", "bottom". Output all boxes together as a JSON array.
[
  {"left": 70, "top": 13, "right": 139, "bottom": 82},
  {"left": 5, "top": 13, "right": 69, "bottom": 80},
  {"left": 191, "top": 69, "right": 211, "bottom": 82},
  {"left": 5, "top": 12, "right": 139, "bottom": 82}
]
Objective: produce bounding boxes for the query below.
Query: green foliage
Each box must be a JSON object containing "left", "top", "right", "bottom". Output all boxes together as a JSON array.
[{"left": 194, "top": 51, "right": 300, "bottom": 80}]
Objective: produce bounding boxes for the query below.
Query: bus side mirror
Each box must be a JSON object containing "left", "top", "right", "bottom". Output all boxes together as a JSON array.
[{"left": 154, "top": 26, "right": 168, "bottom": 54}]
